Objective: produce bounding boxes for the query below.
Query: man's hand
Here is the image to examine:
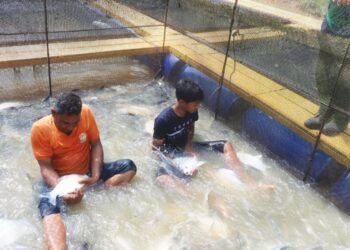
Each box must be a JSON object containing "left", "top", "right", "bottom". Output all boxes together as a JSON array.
[
  {"left": 189, "top": 168, "right": 198, "bottom": 176},
  {"left": 152, "top": 138, "right": 164, "bottom": 150},
  {"left": 334, "top": 0, "right": 350, "bottom": 5},
  {"left": 63, "top": 188, "right": 84, "bottom": 204},
  {"left": 79, "top": 176, "right": 99, "bottom": 188},
  {"left": 184, "top": 146, "right": 195, "bottom": 154}
]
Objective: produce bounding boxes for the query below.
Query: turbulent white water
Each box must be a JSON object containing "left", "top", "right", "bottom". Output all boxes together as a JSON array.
[{"left": 0, "top": 80, "right": 350, "bottom": 249}]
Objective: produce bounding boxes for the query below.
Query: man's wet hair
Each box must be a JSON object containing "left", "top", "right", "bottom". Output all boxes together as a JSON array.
[
  {"left": 54, "top": 92, "right": 82, "bottom": 115},
  {"left": 175, "top": 79, "right": 204, "bottom": 103}
]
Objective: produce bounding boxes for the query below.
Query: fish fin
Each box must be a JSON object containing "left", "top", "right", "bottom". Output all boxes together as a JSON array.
[
  {"left": 49, "top": 194, "right": 58, "bottom": 206},
  {"left": 39, "top": 193, "right": 57, "bottom": 206}
]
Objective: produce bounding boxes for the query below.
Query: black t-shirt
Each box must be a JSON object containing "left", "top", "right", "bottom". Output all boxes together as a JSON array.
[{"left": 153, "top": 106, "right": 198, "bottom": 149}]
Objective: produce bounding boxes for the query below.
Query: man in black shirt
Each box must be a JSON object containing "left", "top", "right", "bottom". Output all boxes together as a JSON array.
[{"left": 152, "top": 79, "right": 273, "bottom": 193}]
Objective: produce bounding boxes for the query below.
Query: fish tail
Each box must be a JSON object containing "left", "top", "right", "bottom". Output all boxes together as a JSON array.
[
  {"left": 40, "top": 193, "right": 57, "bottom": 206},
  {"left": 49, "top": 195, "right": 57, "bottom": 206}
]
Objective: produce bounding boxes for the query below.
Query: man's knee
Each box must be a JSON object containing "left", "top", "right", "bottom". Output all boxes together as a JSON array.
[
  {"left": 119, "top": 159, "right": 137, "bottom": 182},
  {"left": 39, "top": 197, "right": 62, "bottom": 219},
  {"left": 116, "top": 159, "right": 137, "bottom": 174},
  {"left": 120, "top": 159, "right": 137, "bottom": 173}
]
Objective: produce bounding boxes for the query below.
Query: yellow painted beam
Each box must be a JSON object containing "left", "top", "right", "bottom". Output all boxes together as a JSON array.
[
  {"left": 192, "top": 27, "right": 286, "bottom": 44},
  {"left": 0, "top": 37, "right": 165, "bottom": 68},
  {"left": 234, "top": 0, "right": 323, "bottom": 31}
]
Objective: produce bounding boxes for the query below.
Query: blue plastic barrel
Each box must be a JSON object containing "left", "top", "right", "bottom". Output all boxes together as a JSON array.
[
  {"left": 241, "top": 107, "right": 333, "bottom": 181},
  {"left": 163, "top": 54, "right": 182, "bottom": 80},
  {"left": 329, "top": 170, "right": 350, "bottom": 210}
]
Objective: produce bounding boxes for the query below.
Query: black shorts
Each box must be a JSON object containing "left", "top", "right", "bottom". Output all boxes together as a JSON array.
[
  {"left": 156, "top": 140, "right": 226, "bottom": 178},
  {"left": 38, "top": 159, "right": 137, "bottom": 218}
]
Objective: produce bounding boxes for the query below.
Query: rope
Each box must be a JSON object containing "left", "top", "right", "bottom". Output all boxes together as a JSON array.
[
  {"left": 43, "top": 0, "right": 52, "bottom": 98},
  {"left": 229, "top": 26, "right": 240, "bottom": 83},
  {"left": 149, "top": 0, "right": 171, "bottom": 82},
  {"left": 214, "top": 0, "right": 239, "bottom": 119},
  {"left": 162, "top": 0, "right": 170, "bottom": 51},
  {"left": 303, "top": 42, "right": 350, "bottom": 182}
]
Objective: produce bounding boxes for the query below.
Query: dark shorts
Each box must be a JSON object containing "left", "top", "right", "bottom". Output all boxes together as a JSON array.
[
  {"left": 39, "top": 159, "right": 137, "bottom": 218},
  {"left": 156, "top": 140, "right": 226, "bottom": 179}
]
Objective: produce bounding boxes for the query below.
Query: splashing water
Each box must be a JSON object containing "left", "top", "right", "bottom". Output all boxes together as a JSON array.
[{"left": 0, "top": 81, "right": 350, "bottom": 249}]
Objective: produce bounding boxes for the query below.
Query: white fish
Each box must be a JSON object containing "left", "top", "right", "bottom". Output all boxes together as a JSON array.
[
  {"left": 92, "top": 20, "right": 111, "bottom": 29},
  {"left": 237, "top": 152, "right": 268, "bottom": 171},
  {"left": 144, "top": 120, "right": 154, "bottom": 135},
  {"left": 0, "top": 219, "right": 32, "bottom": 247},
  {"left": 113, "top": 236, "right": 134, "bottom": 250},
  {"left": 154, "top": 235, "right": 175, "bottom": 250},
  {"left": 215, "top": 168, "right": 243, "bottom": 187},
  {"left": 118, "top": 105, "right": 153, "bottom": 116},
  {"left": 195, "top": 215, "right": 230, "bottom": 239},
  {"left": 0, "top": 102, "right": 23, "bottom": 111},
  {"left": 172, "top": 156, "right": 206, "bottom": 175},
  {"left": 156, "top": 151, "right": 205, "bottom": 175},
  {"left": 43, "top": 174, "right": 88, "bottom": 206}
]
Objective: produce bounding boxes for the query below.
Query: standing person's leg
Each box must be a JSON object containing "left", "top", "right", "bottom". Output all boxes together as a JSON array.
[
  {"left": 305, "top": 20, "right": 349, "bottom": 134},
  {"left": 323, "top": 53, "right": 350, "bottom": 135},
  {"left": 101, "top": 159, "right": 137, "bottom": 188},
  {"left": 305, "top": 22, "right": 336, "bottom": 129}
]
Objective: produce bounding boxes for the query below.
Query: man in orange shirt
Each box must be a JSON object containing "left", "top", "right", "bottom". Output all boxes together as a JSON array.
[{"left": 31, "top": 92, "right": 137, "bottom": 250}]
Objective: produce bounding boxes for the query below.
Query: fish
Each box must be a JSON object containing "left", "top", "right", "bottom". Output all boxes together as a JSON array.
[
  {"left": 273, "top": 246, "right": 292, "bottom": 250},
  {"left": 113, "top": 236, "right": 134, "bottom": 250},
  {"left": 42, "top": 174, "right": 88, "bottom": 206},
  {"left": 157, "top": 152, "right": 206, "bottom": 175},
  {"left": 118, "top": 105, "right": 153, "bottom": 116},
  {"left": 144, "top": 120, "right": 154, "bottom": 135},
  {"left": 172, "top": 156, "right": 206, "bottom": 175},
  {"left": 215, "top": 168, "right": 243, "bottom": 187},
  {"left": 0, "top": 219, "right": 32, "bottom": 247},
  {"left": 237, "top": 152, "right": 268, "bottom": 171},
  {"left": 154, "top": 235, "right": 176, "bottom": 250},
  {"left": 0, "top": 102, "right": 23, "bottom": 111},
  {"left": 195, "top": 214, "right": 230, "bottom": 239}
]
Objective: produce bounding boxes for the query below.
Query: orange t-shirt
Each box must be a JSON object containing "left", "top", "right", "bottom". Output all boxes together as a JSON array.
[{"left": 31, "top": 105, "right": 99, "bottom": 176}]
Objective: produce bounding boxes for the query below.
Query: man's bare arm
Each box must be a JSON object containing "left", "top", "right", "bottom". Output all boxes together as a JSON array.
[
  {"left": 38, "top": 159, "right": 60, "bottom": 188},
  {"left": 184, "top": 125, "right": 195, "bottom": 154},
  {"left": 80, "top": 138, "right": 103, "bottom": 187}
]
